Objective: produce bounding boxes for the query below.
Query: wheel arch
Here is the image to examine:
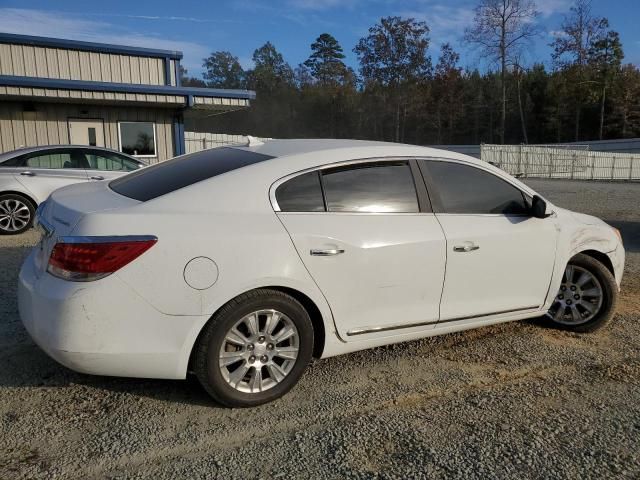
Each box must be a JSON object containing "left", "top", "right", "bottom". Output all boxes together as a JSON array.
[
  {"left": 573, "top": 249, "right": 615, "bottom": 276},
  {"left": 0, "top": 190, "right": 38, "bottom": 210},
  {"left": 187, "top": 285, "right": 328, "bottom": 374}
]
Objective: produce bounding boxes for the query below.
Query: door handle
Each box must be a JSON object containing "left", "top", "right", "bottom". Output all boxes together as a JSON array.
[
  {"left": 453, "top": 244, "right": 480, "bottom": 253},
  {"left": 20, "top": 171, "right": 36, "bottom": 177},
  {"left": 90, "top": 175, "right": 105, "bottom": 181},
  {"left": 310, "top": 248, "right": 345, "bottom": 256}
]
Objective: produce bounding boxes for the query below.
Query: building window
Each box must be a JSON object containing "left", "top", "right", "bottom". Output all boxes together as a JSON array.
[{"left": 118, "top": 122, "right": 157, "bottom": 157}]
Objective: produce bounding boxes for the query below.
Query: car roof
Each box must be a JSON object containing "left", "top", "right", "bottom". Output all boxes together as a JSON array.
[
  {"left": 0, "top": 145, "right": 138, "bottom": 163},
  {"left": 231, "top": 138, "right": 481, "bottom": 165}
]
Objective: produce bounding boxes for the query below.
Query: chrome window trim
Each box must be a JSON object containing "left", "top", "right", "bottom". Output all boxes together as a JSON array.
[
  {"left": 271, "top": 156, "right": 422, "bottom": 213},
  {"left": 269, "top": 156, "right": 540, "bottom": 213}
]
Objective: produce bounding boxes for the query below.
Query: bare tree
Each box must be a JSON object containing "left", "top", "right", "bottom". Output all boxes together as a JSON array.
[
  {"left": 551, "top": 0, "right": 608, "bottom": 140},
  {"left": 465, "top": 0, "right": 540, "bottom": 144}
]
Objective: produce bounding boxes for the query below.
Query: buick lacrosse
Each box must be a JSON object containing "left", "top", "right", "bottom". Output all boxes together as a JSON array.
[{"left": 19, "top": 140, "right": 625, "bottom": 407}]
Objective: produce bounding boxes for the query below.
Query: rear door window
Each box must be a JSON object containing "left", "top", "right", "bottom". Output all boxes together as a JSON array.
[
  {"left": 321, "top": 162, "right": 419, "bottom": 213},
  {"left": 84, "top": 150, "right": 142, "bottom": 172},
  {"left": 110, "top": 147, "right": 274, "bottom": 201}
]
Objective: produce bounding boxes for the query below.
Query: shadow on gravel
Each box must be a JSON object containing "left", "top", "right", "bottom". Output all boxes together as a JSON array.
[
  {"left": 0, "top": 343, "right": 223, "bottom": 408},
  {"left": 606, "top": 220, "right": 640, "bottom": 253}
]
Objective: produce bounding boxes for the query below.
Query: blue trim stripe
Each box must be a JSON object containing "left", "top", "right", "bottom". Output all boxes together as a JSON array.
[
  {"left": 0, "top": 75, "right": 256, "bottom": 100},
  {"left": 0, "top": 32, "right": 183, "bottom": 60},
  {"left": 164, "top": 57, "right": 172, "bottom": 86}
]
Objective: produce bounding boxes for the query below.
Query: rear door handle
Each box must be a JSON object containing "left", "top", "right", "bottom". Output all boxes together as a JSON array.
[
  {"left": 453, "top": 244, "right": 480, "bottom": 253},
  {"left": 20, "top": 171, "right": 36, "bottom": 177},
  {"left": 90, "top": 175, "right": 105, "bottom": 181},
  {"left": 310, "top": 248, "right": 345, "bottom": 256}
]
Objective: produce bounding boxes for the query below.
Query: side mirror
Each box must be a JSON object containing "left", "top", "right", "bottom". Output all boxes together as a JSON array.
[{"left": 531, "top": 195, "right": 548, "bottom": 219}]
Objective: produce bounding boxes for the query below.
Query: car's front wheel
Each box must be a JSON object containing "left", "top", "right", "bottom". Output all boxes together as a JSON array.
[
  {"left": 0, "top": 193, "right": 35, "bottom": 235},
  {"left": 545, "top": 253, "right": 618, "bottom": 332},
  {"left": 193, "top": 289, "right": 314, "bottom": 407}
]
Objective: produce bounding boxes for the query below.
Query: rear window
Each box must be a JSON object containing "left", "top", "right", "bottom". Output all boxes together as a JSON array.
[{"left": 109, "top": 147, "right": 274, "bottom": 201}]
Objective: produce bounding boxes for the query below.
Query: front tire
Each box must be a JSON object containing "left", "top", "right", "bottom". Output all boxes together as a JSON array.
[
  {"left": 545, "top": 253, "right": 618, "bottom": 332},
  {"left": 0, "top": 193, "right": 35, "bottom": 235},
  {"left": 194, "top": 289, "right": 314, "bottom": 407}
]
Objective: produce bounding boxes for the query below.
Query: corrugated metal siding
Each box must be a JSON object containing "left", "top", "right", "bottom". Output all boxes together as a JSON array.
[
  {"left": 0, "top": 43, "right": 168, "bottom": 86},
  {"left": 0, "top": 85, "right": 185, "bottom": 106},
  {"left": 0, "top": 101, "right": 176, "bottom": 162}
]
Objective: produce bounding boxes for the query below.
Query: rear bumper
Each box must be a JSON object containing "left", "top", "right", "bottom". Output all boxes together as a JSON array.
[{"left": 18, "top": 248, "right": 207, "bottom": 379}]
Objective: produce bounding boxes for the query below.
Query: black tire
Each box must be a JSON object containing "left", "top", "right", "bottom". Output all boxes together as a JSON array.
[
  {"left": 545, "top": 253, "right": 618, "bottom": 333},
  {"left": 0, "top": 193, "right": 35, "bottom": 235},
  {"left": 193, "top": 289, "right": 314, "bottom": 407}
]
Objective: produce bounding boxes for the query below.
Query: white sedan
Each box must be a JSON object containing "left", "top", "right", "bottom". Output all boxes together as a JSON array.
[
  {"left": 0, "top": 145, "right": 144, "bottom": 235},
  {"left": 18, "top": 140, "right": 625, "bottom": 407}
]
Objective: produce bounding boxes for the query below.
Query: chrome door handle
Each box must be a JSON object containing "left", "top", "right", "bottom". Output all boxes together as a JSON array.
[
  {"left": 20, "top": 171, "right": 36, "bottom": 176},
  {"left": 453, "top": 245, "right": 479, "bottom": 253},
  {"left": 310, "top": 248, "right": 345, "bottom": 256},
  {"left": 90, "top": 175, "right": 105, "bottom": 181}
]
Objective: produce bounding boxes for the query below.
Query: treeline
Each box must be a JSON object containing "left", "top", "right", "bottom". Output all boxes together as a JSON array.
[{"left": 182, "top": 0, "right": 640, "bottom": 145}]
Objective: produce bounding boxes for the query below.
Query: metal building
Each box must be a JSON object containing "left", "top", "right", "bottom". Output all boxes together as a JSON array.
[{"left": 0, "top": 33, "right": 255, "bottom": 163}]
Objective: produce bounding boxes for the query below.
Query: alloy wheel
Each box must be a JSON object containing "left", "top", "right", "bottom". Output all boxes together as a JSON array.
[
  {"left": 547, "top": 264, "right": 604, "bottom": 326},
  {"left": 0, "top": 198, "right": 31, "bottom": 233},
  {"left": 218, "top": 309, "right": 300, "bottom": 394}
]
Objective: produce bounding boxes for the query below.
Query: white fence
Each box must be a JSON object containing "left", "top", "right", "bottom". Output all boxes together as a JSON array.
[
  {"left": 481, "top": 144, "right": 640, "bottom": 180},
  {"left": 185, "top": 132, "right": 270, "bottom": 154}
]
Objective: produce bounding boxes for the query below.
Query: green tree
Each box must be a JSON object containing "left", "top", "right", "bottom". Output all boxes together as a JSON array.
[
  {"left": 202, "top": 51, "right": 245, "bottom": 89},
  {"left": 588, "top": 27, "right": 624, "bottom": 139},
  {"left": 354, "top": 16, "right": 431, "bottom": 142},
  {"left": 247, "top": 42, "right": 294, "bottom": 93},
  {"left": 433, "top": 43, "right": 464, "bottom": 144},
  {"left": 304, "top": 33, "right": 350, "bottom": 86}
]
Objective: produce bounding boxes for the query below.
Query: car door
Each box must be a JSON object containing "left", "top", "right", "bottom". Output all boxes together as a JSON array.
[
  {"left": 12, "top": 149, "right": 89, "bottom": 202},
  {"left": 81, "top": 149, "right": 144, "bottom": 181},
  {"left": 418, "top": 159, "right": 558, "bottom": 322},
  {"left": 274, "top": 159, "right": 447, "bottom": 339}
]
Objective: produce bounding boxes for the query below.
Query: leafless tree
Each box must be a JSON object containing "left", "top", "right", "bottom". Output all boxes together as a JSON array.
[
  {"left": 550, "top": 0, "right": 608, "bottom": 140},
  {"left": 464, "top": 0, "right": 540, "bottom": 144}
]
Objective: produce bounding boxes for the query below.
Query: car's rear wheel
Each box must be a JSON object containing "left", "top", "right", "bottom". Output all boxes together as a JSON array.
[
  {"left": 0, "top": 193, "right": 35, "bottom": 235},
  {"left": 545, "top": 253, "right": 618, "bottom": 332},
  {"left": 194, "top": 289, "right": 314, "bottom": 407}
]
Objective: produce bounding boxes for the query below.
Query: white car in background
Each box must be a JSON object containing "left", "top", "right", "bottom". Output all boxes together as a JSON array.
[
  {"left": 0, "top": 145, "right": 144, "bottom": 234},
  {"left": 18, "top": 140, "right": 625, "bottom": 407}
]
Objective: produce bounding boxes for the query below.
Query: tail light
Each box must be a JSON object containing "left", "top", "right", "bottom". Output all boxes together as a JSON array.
[{"left": 47, "top": 236, "right": 157, "bottom": 282}]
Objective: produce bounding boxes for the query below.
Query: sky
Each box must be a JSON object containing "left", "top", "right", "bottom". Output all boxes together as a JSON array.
[{"left": 0, "top": 0, "right": 638, "bottom": 77}]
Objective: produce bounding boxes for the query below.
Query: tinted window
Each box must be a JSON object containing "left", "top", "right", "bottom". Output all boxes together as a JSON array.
[
  {"left": 425, "top": 161, "right": 528, "bottom": 215},
  {"left": 25, "top": 151, "right": 85, "bottom": 169},
  {"left": 276, "top": 171, "right": 325, "bottom": 212},
  {"left": 110, "top": 147, "right": 274, "bottom": 201},
  {"left": 119, "top": 122, "right": 156, "bottom": 156},
  {"left": 322, "top": 162, "right": 419, "bottom": 213},
  {"left": 0, "top": 156, "right": 25, "bottom": 167},
  {"left": 84, "top": 150, "right": 141, "bottom": 172}
]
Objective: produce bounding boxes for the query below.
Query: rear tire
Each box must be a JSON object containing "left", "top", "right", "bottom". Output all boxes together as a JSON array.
[
  {"left": 194, "top": 289, "right": 314, "bottom": 407},
  {"left": 545, "top": 253, "right": 618, "bottom": 333},
  {"left": 0, "top": 193, "right": 35, "bottom": 235}
]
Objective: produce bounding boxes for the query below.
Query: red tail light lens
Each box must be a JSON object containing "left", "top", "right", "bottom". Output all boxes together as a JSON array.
[{"left": 47, "top": 236, "right": 157, "bottom": 281}]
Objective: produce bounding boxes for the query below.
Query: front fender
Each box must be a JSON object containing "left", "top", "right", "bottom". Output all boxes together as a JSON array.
[{"left": 543, "top": 219, "right": 624, "bottom": 310}]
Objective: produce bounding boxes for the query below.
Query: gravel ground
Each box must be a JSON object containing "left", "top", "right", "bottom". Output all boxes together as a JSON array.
[{"left": 1, "top": 179, "right": 639, "bottom": 479}]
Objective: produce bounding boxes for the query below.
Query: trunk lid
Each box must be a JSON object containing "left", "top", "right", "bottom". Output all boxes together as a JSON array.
[
  {"left": 41, "top": 181, "right": 140, "bottom": 236},
  {"left": 34, "top": 182, "right": 140, "bottom": 278}
]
